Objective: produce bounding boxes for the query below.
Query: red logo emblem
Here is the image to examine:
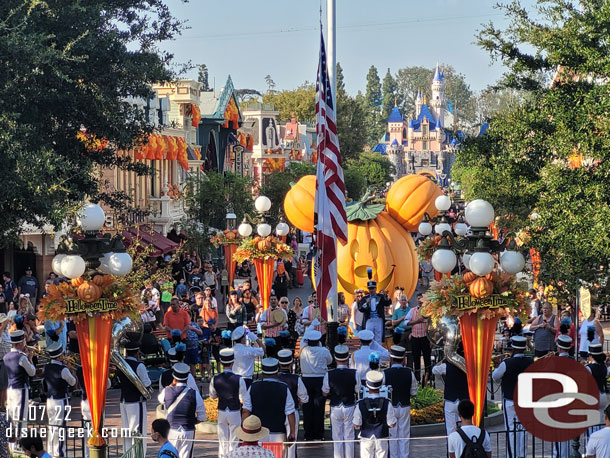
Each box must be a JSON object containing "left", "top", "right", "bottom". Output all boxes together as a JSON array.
[{"left": 514, "top": 356, "right": 600, "bottom": 442}]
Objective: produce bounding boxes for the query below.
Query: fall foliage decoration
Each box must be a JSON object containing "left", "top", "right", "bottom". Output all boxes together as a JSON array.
[{"left": 234, "top": 235, "right": 293, "bottom": 262}]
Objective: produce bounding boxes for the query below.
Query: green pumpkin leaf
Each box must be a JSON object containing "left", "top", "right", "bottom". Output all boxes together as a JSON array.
[{"left": 346, "top": 200, "right": 385, "bottom": 221}]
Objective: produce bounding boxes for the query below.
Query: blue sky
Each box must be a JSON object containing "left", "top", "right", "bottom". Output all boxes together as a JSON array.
[{"left": 162, "top": 0, "right": 536, "bottom": 95}]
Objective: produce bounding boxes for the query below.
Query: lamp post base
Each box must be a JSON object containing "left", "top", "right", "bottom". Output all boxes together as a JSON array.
[{"left": 88, "top": 444, "right": 107, "bottom": 458}]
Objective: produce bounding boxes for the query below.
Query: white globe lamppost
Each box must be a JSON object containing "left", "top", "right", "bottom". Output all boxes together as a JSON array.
[
  {"left": 431, "top": 199, "right": 525, "bottom": 278},
  {"left": 52, "top": 202, "right": 133, "bottom": 279},
  {"left": 275, "top": 221, "right": 290, "bottom": 237}
]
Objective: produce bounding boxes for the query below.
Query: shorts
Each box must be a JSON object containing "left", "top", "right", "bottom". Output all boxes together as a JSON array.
[{"left": 185, "top": 347, "right": 200, "bottom": 365}]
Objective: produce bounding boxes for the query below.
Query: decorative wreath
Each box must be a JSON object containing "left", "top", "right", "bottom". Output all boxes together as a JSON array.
[
  {"left": 234, "top": 235, "right": 293, "bottom": 262},
  {"left": 420, "top": 271, "right": 529, "bottom": 325},
  {"left": 38, "top": 274, "right": 140, "bottom": 324},
  {"left": 416, "top": 236, "right": 442, "bottom": 262},
  {"left": 210, "top": 229, "right": 241, "bottom": 246}
]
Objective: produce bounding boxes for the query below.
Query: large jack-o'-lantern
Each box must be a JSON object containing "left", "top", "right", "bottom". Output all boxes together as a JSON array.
[{"left": 284, "top": 175, "right": 441, "bottom": 302}]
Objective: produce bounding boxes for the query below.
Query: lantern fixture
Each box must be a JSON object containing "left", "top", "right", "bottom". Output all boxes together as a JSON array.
[
  {"left": 226, "top": 212, "right": 237, "bottom": 231},
  {"left": 275, "top": 221, "right": 290, "bottom": 237},
  {"left": 432, "top": 199, "right": 525, "bottom": 277},
  {"left": 254, "top": 195, "right": 272, "bottom": 214},
  {"left": 53, "top": 202, "right": 133, "bottom": 278},
  {"left": 238, "top": 221, "right": 253, "bottom": 237}
]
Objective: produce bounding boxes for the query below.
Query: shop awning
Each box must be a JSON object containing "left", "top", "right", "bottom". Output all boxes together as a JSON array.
[{"left": 121, "top": 226, "right": 180, "bottom": 257}]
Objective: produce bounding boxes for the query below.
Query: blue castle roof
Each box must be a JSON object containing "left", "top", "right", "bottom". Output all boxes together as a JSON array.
[
  {"left": 387, "top": 106, "right": 404, "bottom": 123},
  {"left": 433, "top": 64, "right": 444, "bottom": 82},
  {"left": 372, "top": 143, "right": 387, "bottom": 155},
  {"left": 390, "top": 139, "right": 399, "bottom": 146},
  {"left": 409, "top": 104, "right": 437, "bottom": 131}
]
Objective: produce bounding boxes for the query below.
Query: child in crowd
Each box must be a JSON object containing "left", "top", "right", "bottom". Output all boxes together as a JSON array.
[
  {"left": 185, "top": 317, "right": 203, "bottom": 378},
  {"left": 175, "top": 278, "right": 188, "bottom": 302}
]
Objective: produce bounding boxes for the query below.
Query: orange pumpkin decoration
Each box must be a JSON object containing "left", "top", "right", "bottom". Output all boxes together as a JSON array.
[
  {"left": 257, "top": 240, "right": 271, "bottom": 251},
  {"left": 226, "top": 232, "right": 236, "bottom": 240},
  {"left": 469, "top": 277, "right": 494, "bottom": 299},
  {"left": 386, "top": 174, "right": 443, "bottom": 232},
  {"left": 283, "top": 175, "right": 316, "bottom": 233},
  {"left": 463, "top": 271, "right": 477, "bottom": 285},
  {"left": 485, "top": 271, "right": 497, "bottom": 282},
  {"left": 102, "top": 275, "right": 115, "bottom": 287},
  {"left": 77, "top": 282, "right": 102, "bottom": 303},
  {"left": 71, "top": 276, "right": 85, "bottom": 287}
]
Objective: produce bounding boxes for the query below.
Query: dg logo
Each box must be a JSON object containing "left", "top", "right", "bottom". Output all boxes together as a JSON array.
[{"left": 514, "top": 356, "right": 600, "bottom": 442}]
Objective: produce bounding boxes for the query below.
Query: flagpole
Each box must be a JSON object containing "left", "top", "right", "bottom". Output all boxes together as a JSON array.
[{"left": 327, "top": 0, "right": 336, "bottom": 108}]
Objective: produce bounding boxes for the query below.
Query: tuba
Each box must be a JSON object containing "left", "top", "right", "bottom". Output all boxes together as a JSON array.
[
  {"left": 427, "top": 316, "right": 466, "bottom": 373},
  {"left": 111, "top": 316, "right": 152, "bottom": 400}
]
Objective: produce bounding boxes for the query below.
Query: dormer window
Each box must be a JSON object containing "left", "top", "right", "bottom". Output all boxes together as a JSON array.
[{"left": 423, "top": 124, "right": 428, "bottom": 136}]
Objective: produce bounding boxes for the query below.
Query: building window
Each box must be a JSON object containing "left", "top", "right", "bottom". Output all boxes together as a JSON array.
[
  {"left": 423, "top": 141, "right": 428, "bottom": 150},
  {"left": 150, "top": 161, "right": 157, "bottom": 198},
  {"left": 423, "top": 125, "right": 428, "bottom": 136},
  {"left": 402, "top": 128, "right": 407, "bottom": 139}
]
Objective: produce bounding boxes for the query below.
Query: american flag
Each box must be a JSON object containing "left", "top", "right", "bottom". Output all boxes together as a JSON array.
[{"left": 314, "top": 29, "right": 348, "bottom": 320}]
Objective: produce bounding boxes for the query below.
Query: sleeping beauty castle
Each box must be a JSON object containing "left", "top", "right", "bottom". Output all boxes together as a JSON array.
[{"left": 373, "top": 64, "right": 461, "bottom": 183}]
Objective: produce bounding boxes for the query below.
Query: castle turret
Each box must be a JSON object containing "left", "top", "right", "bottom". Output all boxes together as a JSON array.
[
  {"left": 431, "top": 63, "right": 445, "bottom": 127},
  {"left": 386, "top": 139, "right": 404, "bottom": 180}
]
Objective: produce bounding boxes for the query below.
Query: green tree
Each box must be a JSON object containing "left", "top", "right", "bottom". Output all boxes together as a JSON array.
[
  {"left": 183, "top": 172, "right": 254, "bottom": 256},
  {"left": 264, "top": 75, "right": 276, "bottom": 93},
  {"left": 395, "top": 65, "right": 476, "bottom": 124},
  {"left": 364, "top": 65, "right": 384, "bottom": 146},
  {"left": 235, "top": 89, "right": 262, "bottom": 103},
  {"left": 260, "top": 162, "right": 316, "bottom": 227},
  {"left": 262, "top": 83, "right": 316, "bottom": 122},
  {"left": 382, "top": 68, "right": 397, "bottom": 120},
  {"left": 452, "top": 0, "right": 610, "bottom": 298},
  {"left": 0, "top": 0, "right": 183, "bottom": 245},
  {"left": 346, "top": 152, "right": 394, "bottom": 190},
  {"left": 336, "top": 62, "right": 346, "bottom": 95},
  {"left": 337, "top": 91, "right": 367, "bottom": 161},
  {"left": 343, "top": 167, "right": 367, "bottom": 201},
  {"left": 198, "top": 64, "right": 210, "bottom": 91}
]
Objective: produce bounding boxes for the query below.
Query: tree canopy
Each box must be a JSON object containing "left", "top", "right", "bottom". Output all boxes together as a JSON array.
[
  {"left": 452, "top": 0, "right": 610, "bottom": 299},
  {"left": 0, "top": 0, "right": 182, "bottom": 245},
  {"left": 262, "top": 83, "right": 316, "bottom": 123},
  {"left": 346, "top": 153, "right": 394, "bottom": 191}
]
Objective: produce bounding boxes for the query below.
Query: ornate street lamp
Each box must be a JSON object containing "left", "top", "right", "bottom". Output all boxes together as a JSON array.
[
  {"left": 429, "top": 199, "right": 525, "bottom": 276},
  {"left": 53, "top": 203, "right": 133, "bottom": 278}
]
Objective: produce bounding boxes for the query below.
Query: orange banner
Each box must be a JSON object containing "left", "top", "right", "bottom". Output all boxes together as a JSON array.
[
  {"left": 224, "top": 244, "right": 237, "bottom": 289},
  {"left": 76, "top": 316, "right": 113, "bottom": 447},
  {"left": 253, "top": 258, "right": 275, "bottom": 310},
  {"left": 530, "top": 248, "right": 541, "bottom": 288},
  {"left": 460, "top": 312, "right": 498, "bottom": 426}
]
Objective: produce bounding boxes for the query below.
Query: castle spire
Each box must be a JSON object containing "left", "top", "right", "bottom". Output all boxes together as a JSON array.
[{"left": 433, "top": 62, "right": 444, "bottom": 82}]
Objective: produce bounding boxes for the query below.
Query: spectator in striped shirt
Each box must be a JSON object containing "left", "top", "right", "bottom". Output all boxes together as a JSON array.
[{"left": 404, "top": 294, "right": 431, "bottom": 385}]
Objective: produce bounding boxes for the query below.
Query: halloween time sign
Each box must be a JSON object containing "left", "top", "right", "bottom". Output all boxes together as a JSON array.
[
  {"left": 455, "top": 294, "right": 510, "bottom": 311},
  {"left": 65, "top": 298, "right": 118, "bottom": 314}
]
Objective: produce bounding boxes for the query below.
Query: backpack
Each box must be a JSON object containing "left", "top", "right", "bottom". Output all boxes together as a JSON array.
[{"left": 456, "top": 427, "right": 487, "bottom": 458}]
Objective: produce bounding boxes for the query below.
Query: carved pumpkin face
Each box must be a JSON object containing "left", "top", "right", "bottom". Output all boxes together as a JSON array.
[
  {"left": 469, "top": 277, "right": 494, "bottom": 299},
  {"left": 77, "top": 282, "right": 102, "bottom": 303},
  {"left": 337, "top": 211, "right": 418, "bottom": 303},
  {"left": 386, "top": 174, "right": 443, "bottom": 231}
]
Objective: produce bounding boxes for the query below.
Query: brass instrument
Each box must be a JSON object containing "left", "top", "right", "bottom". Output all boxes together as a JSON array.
[
  {"left": 427, "top": 316, "right": 466, "bottom": 373},
  {"left": 111, "top": 316, "right": 152, "bottom": 400},
  {"left": 491, "top": 352, "right": 511, "bottom": 367}
]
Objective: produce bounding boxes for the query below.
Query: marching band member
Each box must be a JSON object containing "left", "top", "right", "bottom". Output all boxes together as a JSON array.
[
  {"left": 232, "top": 326, "right": 264, "bottom": 389},
  {"left": 299, "top": 329, "right": 332, "bottom": 441},
  {"left": 209, "top": 348, "right": 252, "bottom": 458},
  {"left": 249, "top": 358, "right": 296, "bottom": 445},
  {"left": 117, "top": 341, "right": 152, "bottom": 456},
  {"left": 491, "top": 336, "right": 533, "bottom": 458},
  {"left": 353, "top": 370, "right": 396, "bottom": 458},
  {"left": 431, "top": 343, "right": 469, "bottom": 439},
  {"left": 587, "top": 343, "right": 608, "bottom": 432},
  {"left": 351, "top": 330, "right": 389, "bottom": 385},
  {"left": 277, "top": 349, "right": 308, "bottom": 458},
  {"left": 160, "top": 346, "right": 198, "bottom": 391},
  {"left": 3, "top": 330, "right": 36, "bottom": 450},
  {"left": 553, "top": 335, "right": 573, "bottom": 458},
  {"left": 322, "top": 345, "right": 360, "bottom": 458},
  {"left": 159, "top": 363, "right": 207, "bottom": 458},
  {"left": 556, "top": 335, "right": 572, "bottom": 357},
  {"left": 44, "top": 342, "right": 76, "bottom": 457},
  {"left": 383, "top": 345, "right": 418, "bottom": 458},
  {"left": 357, "top": 273, "right": 391, "bottom": 345}
]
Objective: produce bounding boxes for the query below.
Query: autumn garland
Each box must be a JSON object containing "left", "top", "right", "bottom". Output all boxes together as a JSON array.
[
  {"left": 420, "top": 271, "right": 529, "bottom": 326},
  {"left": 234, "top": 235, "right": 293, "bottom": 262},
  {"left": 210, "top": 229, "right": 242, "bottom": 246},
  {"left": 415, "top": 236, "right": 441, "bottom": 262},
  {"left": 38, "top": 274, "right": 140, "bottom": 324}
]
